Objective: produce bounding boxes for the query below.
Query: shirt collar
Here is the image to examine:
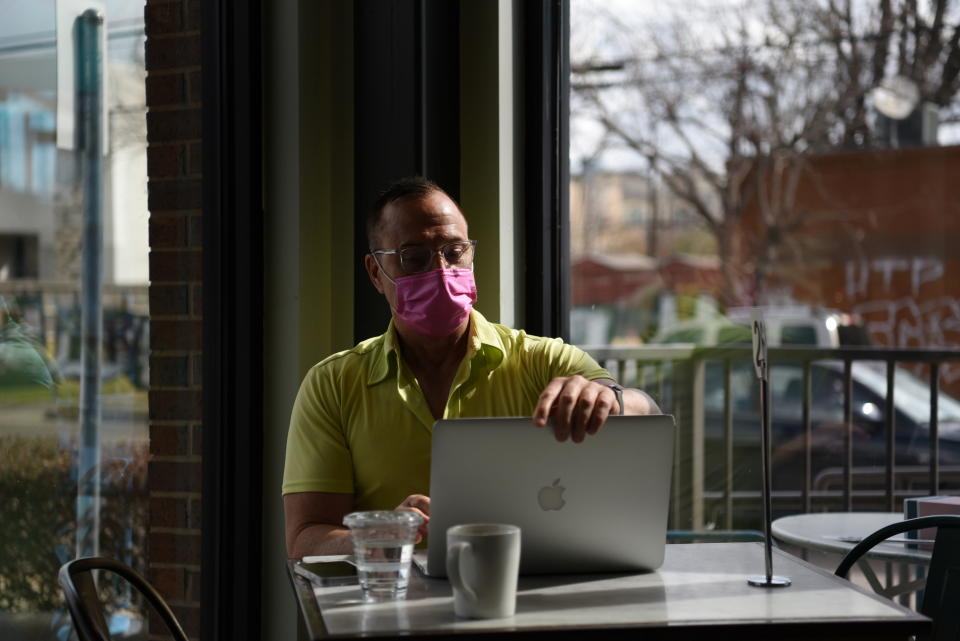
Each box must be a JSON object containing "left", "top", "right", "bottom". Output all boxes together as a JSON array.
[{"left": 366, "top": 309, "right": 505, "bottom": 386}]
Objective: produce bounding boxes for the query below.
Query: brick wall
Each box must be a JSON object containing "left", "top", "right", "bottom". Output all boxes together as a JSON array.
[{"left": 144, "top": 0, "right": 203, "bottom": 638}]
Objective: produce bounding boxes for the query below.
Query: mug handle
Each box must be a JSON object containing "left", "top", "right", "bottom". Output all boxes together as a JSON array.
[{"left": 446, "top": 541, "right": 478, "bottom": 602}]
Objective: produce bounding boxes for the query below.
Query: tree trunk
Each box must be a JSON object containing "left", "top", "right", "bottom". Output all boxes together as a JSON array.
[{"left": 715, "top": 219, "right": 748, "bottom": 308}]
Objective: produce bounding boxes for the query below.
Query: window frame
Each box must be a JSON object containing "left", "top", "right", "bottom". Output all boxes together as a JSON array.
[{"left": 201, "top": 1, "right": 264, "bottom": 639}]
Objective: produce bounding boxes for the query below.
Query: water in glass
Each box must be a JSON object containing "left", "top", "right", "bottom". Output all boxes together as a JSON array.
[{"left": 354, "top": 539, "right": 415, "bottom": 599}]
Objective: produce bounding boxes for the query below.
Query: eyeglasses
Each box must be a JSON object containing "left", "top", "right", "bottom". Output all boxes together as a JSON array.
[{"left": 371, "top": 240, "right": 477, "bottom": 275}]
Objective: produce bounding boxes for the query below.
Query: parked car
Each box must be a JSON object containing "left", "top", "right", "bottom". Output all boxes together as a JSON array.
[
  {"left": 653, "top": 306, "right": 870, "bottom": 348},
  {"left": 646, "top": 310, "right": 960, "bottom": 507}
]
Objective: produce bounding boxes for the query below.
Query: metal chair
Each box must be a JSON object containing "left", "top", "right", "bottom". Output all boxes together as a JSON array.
[
  {"left": 835, "top": 515, "right": 960, "bottom": 641},
  {"left": 58, "top": 556, "right": 188, "bottom": 641}
]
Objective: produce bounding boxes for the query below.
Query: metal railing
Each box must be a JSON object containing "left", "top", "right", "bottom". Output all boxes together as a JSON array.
[{"left": 583, "top": 344, "right": 960, "bottom": 531}]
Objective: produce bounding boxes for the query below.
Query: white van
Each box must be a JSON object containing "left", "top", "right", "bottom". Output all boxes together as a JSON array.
[{"left": 651, "top": 306, "right": 869, "bottom": 348}]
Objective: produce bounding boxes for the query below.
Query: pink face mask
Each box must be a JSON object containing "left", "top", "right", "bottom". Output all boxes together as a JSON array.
[{"left": 383, "top": 268, "right": 478, "bottom": 337}]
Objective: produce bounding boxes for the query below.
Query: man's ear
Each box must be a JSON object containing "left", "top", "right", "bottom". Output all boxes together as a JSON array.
[{"left": 364, "top": 254, "right": 385, "bottom": 294}]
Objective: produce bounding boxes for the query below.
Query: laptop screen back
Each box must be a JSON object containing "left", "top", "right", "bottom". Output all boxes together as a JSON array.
[{"left": 425, "top": 415, "right": 675, "bottom": 576}]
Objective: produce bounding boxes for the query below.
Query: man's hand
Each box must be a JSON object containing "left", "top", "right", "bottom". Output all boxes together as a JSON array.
[
  {"left": 533, "top": 375, "right": 619, "bottom": 443},
  {"left": 396, "top": 494, "right": 430, "bottom": 543}
]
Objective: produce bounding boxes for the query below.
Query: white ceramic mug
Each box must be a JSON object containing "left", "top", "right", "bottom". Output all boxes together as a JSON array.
[{"left": 446, "top": 523, "right": 521, "bottom": 619}]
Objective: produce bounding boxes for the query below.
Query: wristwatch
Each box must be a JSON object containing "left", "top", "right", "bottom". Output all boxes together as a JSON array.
[{"left": 608, "top": 383, "right": 625, "bottom": 415}]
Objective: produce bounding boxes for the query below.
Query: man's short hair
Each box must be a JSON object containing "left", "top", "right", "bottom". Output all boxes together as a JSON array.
[{"left": 367, "top": 177, "right": 459, "bottom": 249}]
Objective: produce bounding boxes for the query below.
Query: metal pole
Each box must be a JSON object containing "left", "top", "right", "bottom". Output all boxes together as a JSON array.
[
  {"left": 748, "top": 313, "right": 790, "bottom": 588},
  {"left": 76, "top": 7, "right": 104, "bottom": 560}
]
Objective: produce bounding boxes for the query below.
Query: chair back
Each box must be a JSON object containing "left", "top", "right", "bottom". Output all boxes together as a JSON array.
[
  {"left": 58, "top": 557, "right": 189, "bottom": 641},
  {"left": 922, "top": 523, "right": 960, "bottom": 641},
  {"left": 835, "top": 514, "right": 960, "bottom": 641}
]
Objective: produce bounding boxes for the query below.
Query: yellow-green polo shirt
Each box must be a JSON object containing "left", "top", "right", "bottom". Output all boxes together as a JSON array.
[{"left": 281, "top": 310, "right": 610, "bottom": 511}]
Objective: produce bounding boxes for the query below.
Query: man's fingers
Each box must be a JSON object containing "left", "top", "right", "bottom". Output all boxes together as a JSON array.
[
  {"left": 397, "top": 506, "right": 430, "bottom": 540},
  {"left": 570, "top": 384, "right": 601, "bottom": 443},
  {"left": 398, "top": 493, "right": 431, "bottom": 516},
  {"left": 535, "top": 377, "right": 617, "bottom": 442},
  {"left": 552, "top": 376, "right": 589, "bottom": 442},
  {"left": 534, "top": 378, "right": 567, "bottom": 427},
  {"left": 585, "top": 387, "right": 616, "bottom": 436},
  {"left": 396, "top": 494, "right": 431, "bottom": 541}
]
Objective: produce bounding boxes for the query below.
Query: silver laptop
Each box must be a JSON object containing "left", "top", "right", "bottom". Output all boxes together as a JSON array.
[{"left": 420, "top": 414, "right": 675, "bottom": 577}]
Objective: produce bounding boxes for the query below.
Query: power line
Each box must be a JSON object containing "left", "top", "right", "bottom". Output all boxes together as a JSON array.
[
  {"left": 0, "top": 20, "right": 144, "bottom": 56},
  {"left": 572, "top": 25, "right": 960, "bottom": 70}
]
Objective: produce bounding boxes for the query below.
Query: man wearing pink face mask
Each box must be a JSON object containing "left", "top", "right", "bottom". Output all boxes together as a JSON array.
[{"left": 282, "top": 177, "right": 660, "bottom": 557}]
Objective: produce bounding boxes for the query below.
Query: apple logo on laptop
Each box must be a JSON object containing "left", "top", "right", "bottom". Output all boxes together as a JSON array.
[{"left": 538, "top": 478, "right": 566, "bottom": 511}]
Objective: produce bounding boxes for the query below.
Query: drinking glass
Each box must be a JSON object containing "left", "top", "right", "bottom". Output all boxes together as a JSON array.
[{"left": 343, "top": 510, "right": 423, "bottom": 601}]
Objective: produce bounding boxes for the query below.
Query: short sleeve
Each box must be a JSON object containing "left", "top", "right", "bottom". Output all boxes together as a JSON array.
[
  {"left": 281, "top": 363, "right": 355, "bottom": 495},
  {"left": 528, "top": 335, "right": 611, "bottom": 386}
]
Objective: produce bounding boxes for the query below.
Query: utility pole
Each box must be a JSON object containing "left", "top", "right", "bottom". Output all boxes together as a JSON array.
[{"left": 76, "top": 7, "right": 104, "bottom": 560}]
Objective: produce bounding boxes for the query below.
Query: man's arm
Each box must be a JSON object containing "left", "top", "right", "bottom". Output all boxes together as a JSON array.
[
  {"left": 284, "top": 492, "right": 432, "bottom": 559},
  {"left": 533, "top": 375, "right": 661, "bottom": 443},
  {"left": 284, "top": 492, "right": 355, "bottom": 558},
  {"left": 596, "top": 379, "right": 661, "bottom": 415}
]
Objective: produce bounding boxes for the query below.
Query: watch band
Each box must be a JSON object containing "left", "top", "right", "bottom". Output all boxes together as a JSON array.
[{"left": 609, "top": 384, "right": 624, "bottom": 415}]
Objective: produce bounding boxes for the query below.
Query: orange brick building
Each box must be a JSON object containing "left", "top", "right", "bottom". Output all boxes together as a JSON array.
[{"left": 742, "top": 145, "right": 960, "bottom": 394}]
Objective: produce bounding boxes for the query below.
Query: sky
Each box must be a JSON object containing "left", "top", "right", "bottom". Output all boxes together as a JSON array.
[
  {"left": 0, "top": 0, "right": 144, "bottom": 66},
  {"left": 570, "top": 0, "right": 758, "bottom": 172},
  {"left": 0, "top": 0, "right": 143, "bottom": 39},
  {"left": 569, "top": 0, "right": 960, "bottom": 172}
]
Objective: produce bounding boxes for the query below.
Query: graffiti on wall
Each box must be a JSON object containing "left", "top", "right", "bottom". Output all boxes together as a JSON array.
[
  {"left": 845, "top": 257, "right": 944, "bottom": 299},
  {"left": 845, "top": 257, "right": 960, "bottom": 385}
]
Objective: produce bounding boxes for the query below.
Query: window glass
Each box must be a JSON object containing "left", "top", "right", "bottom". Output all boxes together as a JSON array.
[
  {"left": 0, "top": 3, "right": 148, "bottom": 638},
  {"left": 780, "top": 325, "right": 817, "bottom": 346},
  {"left": 662, "top": 327, "right": 704, "bottom": 344},
  {"left": 571, "top": 0, "right": 960, "bottom": 543},
  {"left": 716, "top": 325, "right": 751, "bottom": 345},
  {"left": 570, "top": 0, "right": 960, "bottom": 349}
]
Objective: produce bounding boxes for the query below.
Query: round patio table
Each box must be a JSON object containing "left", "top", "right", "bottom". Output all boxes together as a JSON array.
[
  {"left": 772, "top": 511, "right": 931, "bottom": 564},
  {"left": 773, "top": 511, "right": 933, "bottom": 604}
]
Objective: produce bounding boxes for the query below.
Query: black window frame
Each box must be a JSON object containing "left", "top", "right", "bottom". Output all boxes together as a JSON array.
[
  {"left": 522, "top": 0, "right": 571, "bottom": 340},
  {"left": 201, "top": 1, "right": 264, "bottom": 640}
]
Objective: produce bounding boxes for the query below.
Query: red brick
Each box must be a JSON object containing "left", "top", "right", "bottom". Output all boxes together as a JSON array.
[
  {"left": 191, "top": 425, "right": 202, "bottom": 457},
  {"left": 149, "top": 532, "right": 201, "bottom": 564},
  {"left": 153, "top": 355, "right": 190, "bottom": 387},
  {"left": 150, "top": 423, "right": 191, "bottom": 456},
  {"left": 150, "top": 604, "right": 200, "bottom": 635},
  {"left": 151, "top": 319, "right": 202, "bottom": 350},
  {"left": 189, "top": 284, "right": 202, "bottom": 316},
  {"left": 187, "top": 142, "right": 202, "bottom": 175},
  {"left": 148, "top": 566, "right": 187, "bottom": 601},
  {"left": 185, "top": 567, "right": 201, "bottom": 602},
  {"left": 149, "top": 214, "right": 189, "bottom": 248},
  {"left": 188, "top": 70, "right": 202, "bottom": 104},
  {"left": 146, "top": 73, "right": 187, "bottom": 107},
  {"left": 189, "top": 497, "right": 202, "bottom": 528},
  {"left": 150, "top": 390, "right": 202, "bottom": 421},
  {"left": 150, "top": 249, "right": 202, "bottom": 282},
  {"left": 147, "top": 144, "right": 185, "bottom": 178},
  {"left": 190, "top": 354, "right": 202, "bottom": 387},
  {"left": 144, "top": 3, "right": 182, "bottom": 35},
  {"left": 150, "top": 284, "right": 190, "bottom": 315},
  {"left": 187, "top": 215, "right": 202, "bottom": 248},
  {"left": 149, "top": 460, "right": 202, "bottom": 493},
  {"left": 146, "top": 34, "right": 201, "bottom": 72},
  {"left": 149, "top": 178, "right": 202, "bottom": 210},
  {"left": 184, "top": 0, "right": 201, "bottom": 32},
  {"left": 150, "top": 495, "right": 191, "bottom": 528},
  {"left": 147, "top": 108, "right": 202, "bottom": 142}
]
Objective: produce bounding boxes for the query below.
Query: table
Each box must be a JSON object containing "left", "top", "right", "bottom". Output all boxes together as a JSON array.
[
  {"left": 772, "top": 512, "right": 930, "bottom": 564},
  {"left": 287, "top": 543, "right": 929, "bottom": 640},
  {"left": 772, "top": 511, "right": 933, "bottom": 606}
]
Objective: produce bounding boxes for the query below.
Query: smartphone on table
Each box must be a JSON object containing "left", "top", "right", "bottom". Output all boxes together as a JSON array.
[{"left": 294, "top": 559, "right": 359, "bottom": 586}]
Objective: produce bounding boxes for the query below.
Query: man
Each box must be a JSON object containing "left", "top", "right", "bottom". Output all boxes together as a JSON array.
[{"left": 283, "top": 177, "right": 659, "bottom": 557}]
